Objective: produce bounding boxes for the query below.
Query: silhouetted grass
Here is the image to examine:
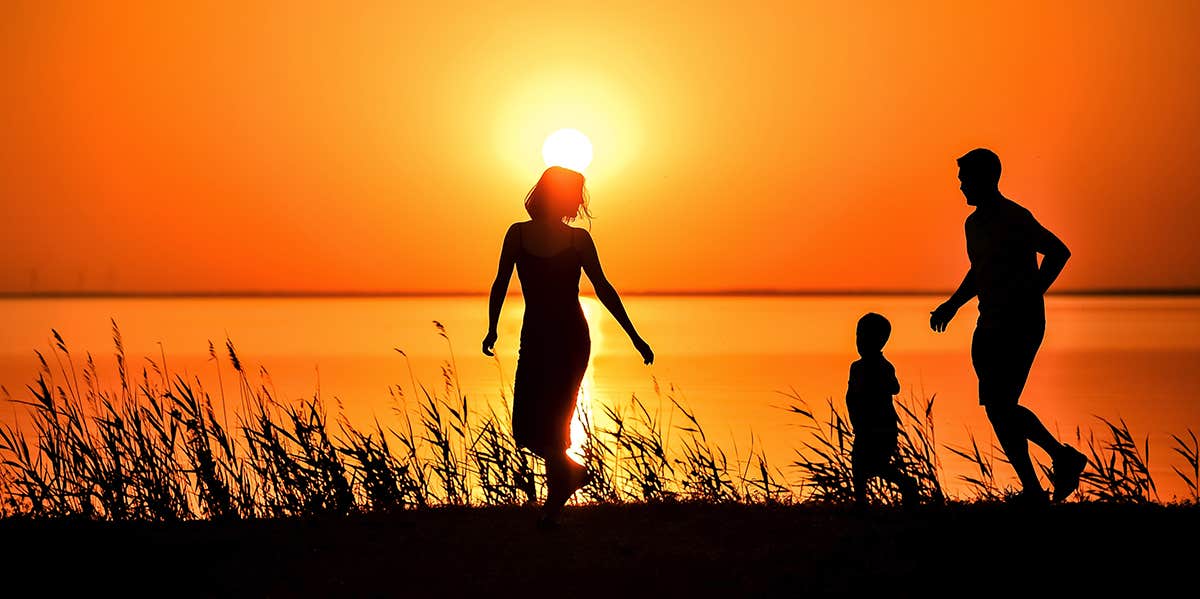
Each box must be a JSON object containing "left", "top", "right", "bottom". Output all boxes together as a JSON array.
[
  {"left": 783, "top": 394, "right": 854, "bottom": 503},
  {"left": 1171, "top": 430, "right": 1199, "bottom": 504},
  {"left": 1079, "top": 417, "right": 1158, "bottom": 503},
  {"left": 599, "top": 393, "right": 676, "bottom": 502},
  {"left": 1, "top": 322, "right": 1197, "bottom": 520},
  {"left": 946, "top": 432, "right": 1007, "bottom": 501},
  {"left": 783, "top": 389, "right": 945, "bottom": 505}
]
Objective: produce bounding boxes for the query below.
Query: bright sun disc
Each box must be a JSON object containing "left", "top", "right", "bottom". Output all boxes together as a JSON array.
[{"left": 542, "top": 128, "right": 593, "bottom": 172}]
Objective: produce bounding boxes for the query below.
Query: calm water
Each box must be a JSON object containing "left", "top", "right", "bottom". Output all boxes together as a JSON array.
[{"left": 2, "top": 295, "right": 1198, "bottom": 500}]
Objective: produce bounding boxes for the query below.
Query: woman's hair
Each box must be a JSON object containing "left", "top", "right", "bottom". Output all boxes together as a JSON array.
[{"left": 524, "top": 166, "right": 591, "bottom": 225}]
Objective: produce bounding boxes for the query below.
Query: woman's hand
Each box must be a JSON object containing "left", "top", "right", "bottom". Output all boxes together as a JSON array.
[
  {"left": 632, "top": 336, "right": 654, "bottom": 365},
  {"left": 482, "top": 330, "right": 498, "bottom": 356}
]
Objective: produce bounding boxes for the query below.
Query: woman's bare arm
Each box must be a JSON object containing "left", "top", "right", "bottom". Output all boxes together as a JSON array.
[
  {"left": 578, "top": 229, "right": 653, "bottom": 364},
  {"left": 483, "top": 224, "right": 520, "bottom": 356}
]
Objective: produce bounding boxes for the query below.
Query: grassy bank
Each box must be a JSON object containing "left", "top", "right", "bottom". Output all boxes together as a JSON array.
[{"left": 1, "top": 502, "right": 1195, "bottom": 596}]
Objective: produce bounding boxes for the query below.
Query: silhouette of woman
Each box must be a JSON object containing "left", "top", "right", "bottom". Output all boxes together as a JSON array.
[{"left": 483, "top": 166, "right": 653, "bottom": 527}]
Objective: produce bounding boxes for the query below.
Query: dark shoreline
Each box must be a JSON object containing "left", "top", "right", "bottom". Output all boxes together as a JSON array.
[{"left": 3, "top": 502, "right": 1195, "bottom": 597}]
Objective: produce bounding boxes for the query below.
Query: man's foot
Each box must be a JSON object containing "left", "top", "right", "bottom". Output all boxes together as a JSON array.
[{"left": 1052, "top": 445, "right": 1089, "bottom": 502}]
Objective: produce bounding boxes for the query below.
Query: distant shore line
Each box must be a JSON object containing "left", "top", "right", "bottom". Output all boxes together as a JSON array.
[{"left": 2, "top": 288, "right": 1199, "bottom": 300}]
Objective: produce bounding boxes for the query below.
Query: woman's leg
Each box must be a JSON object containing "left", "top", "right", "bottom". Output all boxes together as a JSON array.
[
  {"left": 541, "top": 451, "right": 585, "bottom": 522},
  {"left": 541, "top": 321, "right": 591, "bottom": 524}
]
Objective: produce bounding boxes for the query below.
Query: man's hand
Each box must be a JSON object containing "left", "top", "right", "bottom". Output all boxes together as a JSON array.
[{"left": 929, "top": 302, "right": 958, "bottom": 333}]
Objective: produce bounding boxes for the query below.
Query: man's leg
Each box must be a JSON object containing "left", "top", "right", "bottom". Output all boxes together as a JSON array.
[
  {"left": 1004, "top": 323, "right": 1088, "bottom": 500},
  {"left": 975, "top": 325, "right": 1045, "bottom": 494},
  {"left": 986, "top": 403, "right": 1042, "bottom": 491},
  {"left": 1001, "top": 323, "right": 1066, "bottom": 455},
  {"left": 1017, "top": 405, "right": 1064, "bottom": 454}
]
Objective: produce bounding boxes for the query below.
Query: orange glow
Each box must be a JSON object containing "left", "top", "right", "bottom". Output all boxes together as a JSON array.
[{"left": 2, "top": 3, "right": 1200, "bottom": 294}]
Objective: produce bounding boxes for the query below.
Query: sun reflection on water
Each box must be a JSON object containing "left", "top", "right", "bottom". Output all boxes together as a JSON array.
[{"left": 567, "top": 297, "right": 604, "bottom": 466}]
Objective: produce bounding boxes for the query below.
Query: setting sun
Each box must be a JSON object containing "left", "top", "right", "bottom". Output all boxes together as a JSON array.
[{"left": 542, "top": 128, "right": 593, "bottom": 172}]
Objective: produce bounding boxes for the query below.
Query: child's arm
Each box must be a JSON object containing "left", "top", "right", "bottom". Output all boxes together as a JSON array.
[
  {"left": 885, "top": 360, "right": 900, "bottom": 396},
  {"left": 846, "top": 362, "right": 864, "bottom": 428}
]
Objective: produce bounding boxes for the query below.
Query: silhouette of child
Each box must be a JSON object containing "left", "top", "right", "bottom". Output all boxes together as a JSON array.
[{"left": 847, "top": 312, "right": 918, "bottom": 506}]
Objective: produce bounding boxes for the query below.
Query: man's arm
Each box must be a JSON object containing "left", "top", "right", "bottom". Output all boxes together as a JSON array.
[
  {"left": 930, "top": 269, "right": 976, "bottom": 332},
  {"left": 945, "top": 268, "right": 977, "bottom": 311},
  {"left": 1033, "top": 224, "right": 1071, "bottom": 294}
]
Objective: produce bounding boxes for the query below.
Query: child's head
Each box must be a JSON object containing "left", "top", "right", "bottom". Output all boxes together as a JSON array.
[{"left": 856, "top": 312, "right": 891, "bottom": 357}]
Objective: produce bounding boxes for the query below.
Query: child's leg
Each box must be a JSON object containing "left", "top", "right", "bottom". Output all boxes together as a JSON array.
[
  {"left": 853, "top": 470, "right": 869, "bottom": 506},
  {"left": 851, "top": 453, "right": 869, "bottom": 506},
  {"left": 881, "top": 462, "right": 920, "bottom": 506}
]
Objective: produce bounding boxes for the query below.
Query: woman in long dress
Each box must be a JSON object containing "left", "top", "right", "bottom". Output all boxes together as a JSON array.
[{"left": 483, "top": 166, "right": 653, "bottom": 526}]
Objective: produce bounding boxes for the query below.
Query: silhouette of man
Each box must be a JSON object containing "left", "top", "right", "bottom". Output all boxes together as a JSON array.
[{"left": 930, "top": 148, "right": 1088, "bottom": 503}]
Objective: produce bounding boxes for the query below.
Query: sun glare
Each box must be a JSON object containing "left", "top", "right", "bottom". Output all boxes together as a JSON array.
[
  {"left": 542, "top": 128, "right": 593, "bottom": 172},
  {"left": 566, "top": 297, "right": 603, "bottom": 466}
]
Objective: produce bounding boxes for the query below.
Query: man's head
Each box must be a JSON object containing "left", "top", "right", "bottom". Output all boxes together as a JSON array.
[
  {"left": 856, "top": 312, "right": 891, "bottom": 358},
  {"left": 956, "top": 148, "right": 1002, "bottom": 206}
]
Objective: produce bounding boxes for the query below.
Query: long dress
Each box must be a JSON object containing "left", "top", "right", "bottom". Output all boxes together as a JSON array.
[{"left": 511, "top": 222, "right": 591, "bottom": 459}]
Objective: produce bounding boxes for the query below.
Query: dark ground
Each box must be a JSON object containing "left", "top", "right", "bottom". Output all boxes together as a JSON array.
[{"left": 2, "top": 502, "right": 1195, "bottom": 597}]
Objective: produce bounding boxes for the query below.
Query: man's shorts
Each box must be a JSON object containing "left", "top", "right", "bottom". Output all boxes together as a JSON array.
[{"left": 971, "top": 322, "right": 1046, "bottom": 407}]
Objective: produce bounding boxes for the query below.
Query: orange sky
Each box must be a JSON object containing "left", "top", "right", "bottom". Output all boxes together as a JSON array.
[{"left": 2, "top": 1, "right": 1199, "bottom": 294}]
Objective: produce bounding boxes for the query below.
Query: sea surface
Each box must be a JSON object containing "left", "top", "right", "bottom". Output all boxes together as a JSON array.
[{"left": 2, "top": 295, "right": 1198, "bottom": 500}]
